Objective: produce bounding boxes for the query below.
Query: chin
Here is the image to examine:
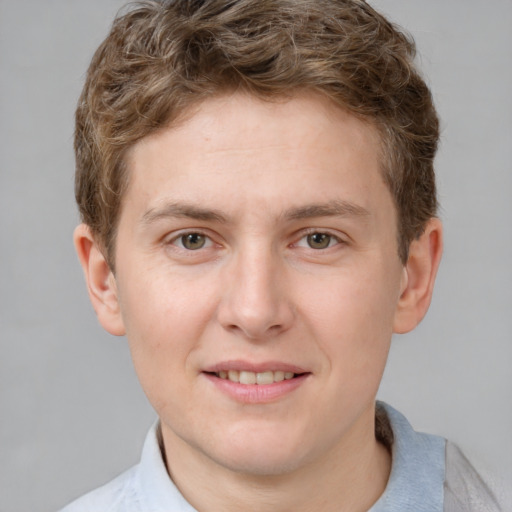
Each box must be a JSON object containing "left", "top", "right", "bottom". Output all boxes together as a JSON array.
[
  {"left": 214, "top": 449, "right": 305, "bottom": 477},
  {"left": 202, "top": 430, "right": 311, "bottom": 476}
]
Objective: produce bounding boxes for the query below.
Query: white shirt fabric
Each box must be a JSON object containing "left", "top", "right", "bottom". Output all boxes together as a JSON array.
[{"left": 59, "top": 402, "right": 501, "bottom": 512}]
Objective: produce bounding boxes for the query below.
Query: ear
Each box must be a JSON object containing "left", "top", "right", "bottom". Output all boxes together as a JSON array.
[
  {"left": 393, "top": 218, "right": 443, "bottom": 334},
  {"left": 74, "top": 224, "right": 126, "bottom": 336}
]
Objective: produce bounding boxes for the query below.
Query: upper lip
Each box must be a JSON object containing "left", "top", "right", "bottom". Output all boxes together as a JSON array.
[{"left": 202, "top": 360, "right": 309, "bottom": 374}]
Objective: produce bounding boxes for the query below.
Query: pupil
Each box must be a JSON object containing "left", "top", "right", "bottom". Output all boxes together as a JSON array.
[
  {"left": 308, "top": 233, "right": 330, "bottom": 249},
  {"left": 183, "top": 233, "right": 205, "bottom": 250}
]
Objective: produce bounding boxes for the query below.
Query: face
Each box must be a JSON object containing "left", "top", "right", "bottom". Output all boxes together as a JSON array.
[{"left": 109, "top": 93, "right": 407, "bottom": 475}]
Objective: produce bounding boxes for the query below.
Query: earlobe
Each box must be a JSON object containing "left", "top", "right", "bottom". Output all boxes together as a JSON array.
[
  {"left": 393, "top": 218, "right": 443, "bottom": 334},
  {"left": 74, "top": 224, "right": 126, "bottom": 336}
]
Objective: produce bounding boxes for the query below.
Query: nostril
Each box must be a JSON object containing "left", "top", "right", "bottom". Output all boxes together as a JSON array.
[
  {"left": 216, "top": 287, "right": 295, "bottom": 339},
  {"left": 224, "top": 321, "right": 285, "bottom": 340}
]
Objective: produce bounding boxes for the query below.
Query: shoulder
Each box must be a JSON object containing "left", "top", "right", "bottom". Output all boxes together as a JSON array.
[
  {"left": 58, "top": 465, "right": 139, "bottom": 512},
  {"left": 444, "top": 441, "right": 504, "bottom": 512},
  {"left": 373, "top": 403, "right": 508, "bottom": 512},
  {"left": 57, "top": 420, "right": 194, "bottom": 512}
]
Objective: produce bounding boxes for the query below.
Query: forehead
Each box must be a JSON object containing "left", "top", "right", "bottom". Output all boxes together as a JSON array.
[{"left": 122, "top": 92, "right": 392, "bottom": 223}]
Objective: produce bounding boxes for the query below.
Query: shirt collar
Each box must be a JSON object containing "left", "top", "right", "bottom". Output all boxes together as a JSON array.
[
  {"left": 133, "top": 402, "right": 446, "bottom": 511},
  {"left": 134, "top": 421, "right": 197, "bottom": 511},
  {"left": 370, "top": 401, "right": 446, "bottom": 511}
]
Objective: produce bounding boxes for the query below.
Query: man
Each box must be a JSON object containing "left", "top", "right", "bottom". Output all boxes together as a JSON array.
[{"left": 62, "top": 1, "right": 500, "bottom": 510}]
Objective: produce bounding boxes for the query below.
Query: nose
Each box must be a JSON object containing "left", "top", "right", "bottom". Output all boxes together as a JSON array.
[{"left": 216, "top": 245, "right": 295, "bottom": 340}]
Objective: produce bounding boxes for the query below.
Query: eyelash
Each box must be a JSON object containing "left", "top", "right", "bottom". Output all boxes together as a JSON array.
[
  {"left": 293, "top": 229, "right": 346, "bottom": 251},
  {"left": 167, "top": 231, "right": 215, "bottom": 251},
  {"left": 165, "top": 229, "right": 345, "bottom": 253}
]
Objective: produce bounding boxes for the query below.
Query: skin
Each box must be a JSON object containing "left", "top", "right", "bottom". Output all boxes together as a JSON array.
[{"left": 75, "top": 92, "right": 442, "bottom": 512}]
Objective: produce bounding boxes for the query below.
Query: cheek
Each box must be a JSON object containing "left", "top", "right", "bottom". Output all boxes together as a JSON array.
[
  {"left": 301, "top": 262, "right": 399, "bottom": 373},
  {"left": 116, "top": 270, "right": 218, "bottom": 402},
  {"left": 119, "top": 266, "right": 215, "bottom": 338}
]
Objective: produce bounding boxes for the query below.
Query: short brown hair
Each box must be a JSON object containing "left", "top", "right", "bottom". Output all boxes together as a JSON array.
[{"left": 75, "top": 0, "right": 439, "bottom": 265}]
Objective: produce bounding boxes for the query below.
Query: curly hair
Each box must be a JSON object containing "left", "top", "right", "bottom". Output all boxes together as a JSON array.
[{"left": 75, "top": 0, "right": 439, "bottom": 266}]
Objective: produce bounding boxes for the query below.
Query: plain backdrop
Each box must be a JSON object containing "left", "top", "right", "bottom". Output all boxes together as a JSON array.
[{"left": 1, "top": 1, "right": 511, "bottom": 511}]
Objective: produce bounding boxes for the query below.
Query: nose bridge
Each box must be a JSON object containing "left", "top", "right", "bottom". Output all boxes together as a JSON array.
[{"left": 217, "top": 239, "right": 293, "bottom": 339}]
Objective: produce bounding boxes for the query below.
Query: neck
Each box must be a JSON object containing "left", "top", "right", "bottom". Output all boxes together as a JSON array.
[{"left": 161, "top": 405, "right": 391, "bottom": 512}]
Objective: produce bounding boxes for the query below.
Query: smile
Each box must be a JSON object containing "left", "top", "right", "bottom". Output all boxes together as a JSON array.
[
  {"left": 215, "top": 370, "right": 296, "bottom": 385},
  {"left": 202, "top": 363, "right": 310, "bottom": 403}
]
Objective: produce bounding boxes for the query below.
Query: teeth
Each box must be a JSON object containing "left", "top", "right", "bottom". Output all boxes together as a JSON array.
[
  {"left": 216, "top": 370, "right": 297, "bottom": 384},
  {"left": 256, "top": 371, "right": 274, "bottom": 385},
  {"left": 274, "top": 371, "right": 285, "bottom": 382},
  {"left": 240, "top": 371, "right": 257, "bottom": 385}
]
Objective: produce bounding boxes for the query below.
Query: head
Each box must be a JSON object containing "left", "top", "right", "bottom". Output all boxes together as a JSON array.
[
  {"left": 75, "top": 0, "right": 439, "bottom": 269},
  {"left": 73, "top": 0, "right": 443, "bottom": 495}
]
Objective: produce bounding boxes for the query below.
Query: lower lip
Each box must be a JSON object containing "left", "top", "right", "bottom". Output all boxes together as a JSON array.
[{"left": 202, "top": 373, "right": 310, "bottom": 404}]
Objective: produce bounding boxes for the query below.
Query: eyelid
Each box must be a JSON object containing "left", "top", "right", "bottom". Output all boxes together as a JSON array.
[
  {"left": 165, "top": 229, "right": 215, "bottom": 249},
  {"left": 293, "top": 228, "right": 347, "bottom": 249},
  {"left": 162, "top": 227, "right": 347, "bottom": 251}
]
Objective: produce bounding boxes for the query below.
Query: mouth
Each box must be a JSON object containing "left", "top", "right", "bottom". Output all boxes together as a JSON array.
[
  {"left": 201, "top": 363, "right": 310, "bottom": 403},
  {"left": 212, "top": 370, "right": 299, "bottom": 385}
]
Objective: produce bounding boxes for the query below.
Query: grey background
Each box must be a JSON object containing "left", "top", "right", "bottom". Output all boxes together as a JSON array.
[{"left": 1, "top": 1, "right": 510, "bottom": 511}]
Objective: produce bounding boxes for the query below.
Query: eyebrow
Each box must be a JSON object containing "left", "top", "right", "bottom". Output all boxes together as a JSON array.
[
  {"left": 141, "top": 199, "right": 370, "bottom": 226},
  {"left": 284, "top": 200, "right": 370, "bottom": 221},
  {"left": 141, "top": 203, "right": 228, "bottom": 225}
]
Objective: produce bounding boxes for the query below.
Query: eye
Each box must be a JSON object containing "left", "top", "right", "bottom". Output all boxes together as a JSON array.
[
  {"left": 174, "top": 232, "right": 212, "bottom": 250},
  {"left": 296, "top": 232, "right": 341, "bottom": 250},
  {"left": 307, "top": 233, "right": 334, "bottom": 249}
]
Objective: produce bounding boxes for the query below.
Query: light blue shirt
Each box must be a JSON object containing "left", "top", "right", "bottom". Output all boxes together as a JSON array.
[
  {"left": 59, "top": 402, "right": 500, "bottom": 511},
  {"left": 370, "top": 403, "right": 445, "bottom": 511}
]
